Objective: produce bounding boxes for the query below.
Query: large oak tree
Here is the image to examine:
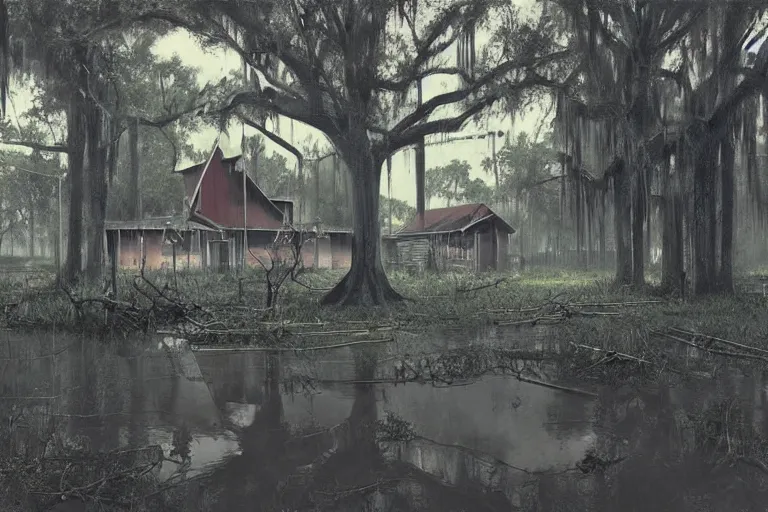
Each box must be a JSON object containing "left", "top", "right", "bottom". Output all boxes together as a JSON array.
[
  {"left": 0, "top": 0, "right": 218, "bottom": 282},
  {"left": 110, "top": 0, "right": 568, "bottom": 305}
]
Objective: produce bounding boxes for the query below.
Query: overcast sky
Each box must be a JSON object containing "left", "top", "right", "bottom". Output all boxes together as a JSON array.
[{"left": 4, "top": 1, "right": 548, "bottom": 208}]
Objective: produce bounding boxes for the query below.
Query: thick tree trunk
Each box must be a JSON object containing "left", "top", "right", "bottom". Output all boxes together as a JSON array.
[
  {"left": 516, "top": 193, "right": 523, "bottom": 261},
  {"left": 598, "top": 210, "right": 606, "bottom": 269},
  {"left": 127, "top": 118, "right": 141, "bottom": 220},
  {"left": 645, "top": 207, "right": 652, "bottom": 268},
  {"left": 415, "top": 81, "right": 426, "bottom": 231},
  {"left": 613, "top": 170, "right": 632, "bottom": 285},
  {"left": 720, "top": 137, "right": 735, "bottom": 292},
  {"left": 321, "top": 146, "right": 404, "bottom": 306},
  {"left": 631, "top": 176, "right": 645, "bottom": 286},
  {"left": 586, "top": 208, "right": 593, "bottom": 268},
  {"left": 693, "top": 146, "right": 718, "bottom": 294},
  {"left": 84, "top": 97, "right": 109, "bottom": 281},
  {"left": 64, "top": 91, "right": 86, "bottom": 283},
  {"left": 661, "top": 193, "right": 684, "bottom": 291}
]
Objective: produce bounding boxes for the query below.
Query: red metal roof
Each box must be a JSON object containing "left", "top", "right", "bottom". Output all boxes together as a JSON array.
[
  {"left": 398, "top": 203, "right": 515, "bottom": 235},
  {"left": 175, "top": 145, "right": 285, "bottom": 230}
]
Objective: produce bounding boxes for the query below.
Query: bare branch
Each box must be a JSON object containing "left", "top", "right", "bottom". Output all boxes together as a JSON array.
[
  {"left": 376, "top": 67, "right": 472, "bottom": 92},
  {"left": 220, "top": 89, "right": 340, "bottom": 137},
  {"left": 388, "top": 94, "right": 497, "bottom": 152},
  {"left": 654, "top": 8, "right": 707, "bottom": 55},
  {"left": 237, "top": 113, "right": 304, "bottom": 165},
  {"left": 390, "top": 50, "right": 569, "bottom": 136},
  {"left": 0, "top": 140, "right": 68, "bottom": 153}
]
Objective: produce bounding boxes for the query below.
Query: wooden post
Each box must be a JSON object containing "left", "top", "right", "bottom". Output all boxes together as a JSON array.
[
  {"left": 242, "top": 159, "right": 248, "bottom": 274},
  {"left": 314, "top": 159, "right": 320, "bottom": 222},
  {"left": 172, "top": 241, "right": 177, "bottom": 289},
  {"left": 109, "top": 231, "right": 117, "bottom": 297},
  {"left": 314, "top": 218, "right": 321, "bottom": 268},
  {"left": 205, "top": 236, "right": 211, "bottom": 272},
  {"left": 387, "top": 156, "right": 393, "bottom": 235}
]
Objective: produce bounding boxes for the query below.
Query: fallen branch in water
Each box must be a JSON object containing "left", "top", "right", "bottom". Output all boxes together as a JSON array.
[
  {"left": 489, "top": 298, "right": 663, "bottom": 317},
  {"left": 293, "top": 327, "right": 395, "bottom": 337},
  {"left": 512, "top": 374, "right": 598, "bottom": 398},
  {"left": 574, "top": 311, "right": 621, "bottom": 317},
  {"left": 191, "top": 337, "right": 395, "bottom": 353},
  {"left": 570, "top": 300, "right": 664, "bottom": 307},
  {"left": 669, "top": 327, "right": 768, "bottom": 357},
  {"left": 651, "top": 330, "right": 768, "bottom": 364},
  {"left": 570, "top": 343, "right": 651, "bottom": 365},
  {"left": 495, "top": 314, "right": 563, "bottom": 326}
]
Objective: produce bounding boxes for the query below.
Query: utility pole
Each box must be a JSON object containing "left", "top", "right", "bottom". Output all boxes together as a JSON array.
[
  {"left": 242, "top": 122, "right": 248, "bottom": 273},
  {"left": 491, "top": 131, "right": 499, "bottom": 189},
  {"left": 387, "top": 156, "right": 393, "bottom": 235},
  {"left": 415, "top": 78, "right": 426, "bottom": 231}
]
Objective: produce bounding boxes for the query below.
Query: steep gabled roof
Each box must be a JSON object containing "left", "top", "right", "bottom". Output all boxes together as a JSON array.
[
  {"left": 175, "top": 142, "right": 285, "bottom": 223},
  {"left": 396, "top": 203, "right": 515, "bottom": 235}
]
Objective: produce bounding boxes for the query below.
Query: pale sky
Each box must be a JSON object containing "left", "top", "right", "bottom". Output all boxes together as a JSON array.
[
  {"left": 4, "top": 1, "right": 548, "bottom": 208},
  {"left": 152, "top": 29, "right": 546, "bottom": 208}
]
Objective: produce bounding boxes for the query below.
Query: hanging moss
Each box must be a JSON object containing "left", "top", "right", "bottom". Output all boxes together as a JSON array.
[{"left": 0, "top": 0, "right": 7, "bottom": 117}]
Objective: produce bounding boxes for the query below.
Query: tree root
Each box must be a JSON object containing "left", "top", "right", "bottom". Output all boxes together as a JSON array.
[{"left": 321, "top": 265, "right": 408, "bottom": 306}]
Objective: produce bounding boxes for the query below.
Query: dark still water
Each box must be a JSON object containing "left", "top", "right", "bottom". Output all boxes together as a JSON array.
[{"left": 2, "top": 328, "right": 768, "bottom": 511}]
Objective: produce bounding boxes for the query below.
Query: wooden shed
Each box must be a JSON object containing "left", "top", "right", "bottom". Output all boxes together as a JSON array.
[{"left": 383, "top": 203, "right": 515, "bottom": 272}]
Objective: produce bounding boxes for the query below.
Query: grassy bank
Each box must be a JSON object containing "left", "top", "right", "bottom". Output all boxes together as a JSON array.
[{"left": 1, "top": 266, "right": 766, "bottom": 350}]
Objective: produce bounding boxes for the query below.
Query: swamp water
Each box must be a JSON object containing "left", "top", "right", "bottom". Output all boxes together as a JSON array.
[{"left": 2, "top": 326, "right": 768, "bottom": 511}]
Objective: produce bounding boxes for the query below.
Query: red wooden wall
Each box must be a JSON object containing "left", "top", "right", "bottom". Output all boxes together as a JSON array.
[{"left": 195, "top": 148, "right": 283, "bottom": 230}]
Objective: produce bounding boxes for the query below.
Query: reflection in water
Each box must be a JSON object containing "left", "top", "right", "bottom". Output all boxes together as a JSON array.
[
  {"left": 0, "top": 331, "right": 241, "bottom": 508},
  {"left": 4, "top": 330, "right": 768, "bottom": 510}
]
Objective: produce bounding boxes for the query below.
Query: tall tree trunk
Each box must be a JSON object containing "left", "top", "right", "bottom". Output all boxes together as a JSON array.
[
  {"left": 515, "top": 193, "right": 522, "bottom": 259},
  {"left": 661, "top": 193, "right": 684, "bottom": 291},
  {"left": 415, "top": 80, "right": 426, "bottom": 230},
  {"left": 598, "top": 216, "right": 606, "bottom": 269},
  {"left": 64, "top": 90, "right": 86, "bottom": 283},
  {"left": 631, "top": 174, "right": 645, "bottom": 286},
  {"left": 321, "top": 144, "right": 403, "bottom": 306},
  {"left": 84, "top": 96, "right": 109, "bottom": 281},
  {"left": 693, "top": 146, "right": 718, "bottom": 294},
  {"left": 127, "top": 118, "right": 141, "bottom": 220},
  {"left": 613, "top": 167, "right": 632, "bottom": 285},
  {"left": 646, "top": 204, "right": 653, "bottom": 268},
  {"left": 720, "top": 135, "right": 735, "bottom": 292},
  {"left": 314, "top": 159, "right": 320, "bottom": 220}
]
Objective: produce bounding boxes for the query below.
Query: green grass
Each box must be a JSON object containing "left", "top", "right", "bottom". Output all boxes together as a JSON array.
[{"left": 1, "top": 265, "right": 767, "bottom": 353}]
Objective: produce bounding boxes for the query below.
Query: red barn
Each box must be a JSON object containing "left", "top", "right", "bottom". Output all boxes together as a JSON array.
[
  {"left": 178, "top": 144, "right": 352, "bottom": 272},
  {"left": 106, "top": 143, "right": 352, "bottom": 272}
]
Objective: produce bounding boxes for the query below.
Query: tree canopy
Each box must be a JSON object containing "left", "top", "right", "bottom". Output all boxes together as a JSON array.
[
  {"left": 1, "top": 0, "right": 767, "bottom": 303},
  {"left": 83, "top": 0, "right": 568, "bottom": 305}
]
